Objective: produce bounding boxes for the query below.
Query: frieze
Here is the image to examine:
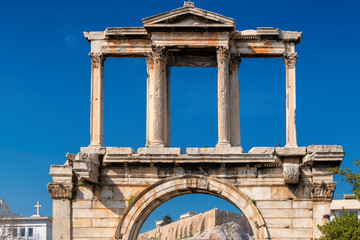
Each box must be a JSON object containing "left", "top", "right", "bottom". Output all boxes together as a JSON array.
[
  {"left": 311, "top": 181, "right": 336, "bottom": 200},
  {"left": 47, "top": 183, "right": 73, "bottom": 200}
]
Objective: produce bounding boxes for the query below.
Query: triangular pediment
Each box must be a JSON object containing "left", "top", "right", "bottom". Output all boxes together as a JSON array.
[{"left": 142, "top": 2, "right": 235, "bottom": 31}]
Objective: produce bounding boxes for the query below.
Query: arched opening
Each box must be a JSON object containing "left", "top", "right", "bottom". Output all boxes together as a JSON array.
[
  {"left": 115, "top": 175, "right": 268, "bottom": 240},
  {"left": 138, "top": 193, "right": 254, "bottom": 239}
]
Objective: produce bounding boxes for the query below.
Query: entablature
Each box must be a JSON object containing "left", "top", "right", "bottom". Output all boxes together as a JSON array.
[
  {"left": 84, "top": 4, "right": 302, "bottom": 59},
  {"left": 84, "top": 28, "right": 301, "bottom": 59}
]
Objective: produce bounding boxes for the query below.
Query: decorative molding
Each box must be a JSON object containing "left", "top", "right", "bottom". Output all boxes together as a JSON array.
[
  {"left": 311, "top": 181, "right": 336, "bottom": 200},
  {"left": 183, "top": 1, "right": 195, "bottom": 7},
  {"left": 151, "top": 46, "right": 166, "bottom": 61},
  {"left": 283, "top": 52, "right": 298, "bottom": 67},
  {"left": 47, "top": 183, "right": 73, "bottom": 200},
  {"left": 89, "top": 52, "right": 105, "bottom": 67},
  {"left": 73, "top": 152, "right": 100, "bottom": 183},
  {"left": 216, "top": 46, "right": 230, "bottom": 61},
  {"left": 283, "top": 163, "right": 300, "bottom": 184}
]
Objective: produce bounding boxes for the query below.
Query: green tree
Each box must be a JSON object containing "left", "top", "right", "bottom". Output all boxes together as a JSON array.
[
  {"left": 317, "top": 159, "right": 360, "bottom": 239},
  {"left": 317, "top": 211, "right": 360, "bottom": 240},
  {"left": 162, "top": 214, "right": 173, "bottom": 226},
  {"left": 335, "top": 159, "right": 360, "bottom": 200}
]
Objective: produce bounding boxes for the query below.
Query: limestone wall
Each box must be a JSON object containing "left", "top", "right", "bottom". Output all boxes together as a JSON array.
[{"left": 137, "top": 209, "right": 251, "bottom": 240}]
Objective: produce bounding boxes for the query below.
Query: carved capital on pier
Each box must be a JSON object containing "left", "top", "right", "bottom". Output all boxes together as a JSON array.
[
  {"left": 47, "top": 183, "right": 74, "bottom": 200},
  {"left": 311, "top": 181, "right": 336, "bottom": 200}
]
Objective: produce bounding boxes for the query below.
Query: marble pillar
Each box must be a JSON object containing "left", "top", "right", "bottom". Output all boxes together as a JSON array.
[
  {"left": 89, "top": 52, "right": 105, "bottom": 147},
  {"left": 148, "top": 46, "right": 166, "bottom": 147},
  {"left": 229, "top": 56, "right": 241, "bottom": 148},
  {"left": 216, "top": 46, "right": 231, "bottom": 147},
  {"left": 283, "top": 46, "right": 298, "bottom": 147},
  {"left": 165, "top": 63, "right": 171, "bottom": 147},
  {"left": 146, "top": 55, "right": 154, "bottom": 147}
]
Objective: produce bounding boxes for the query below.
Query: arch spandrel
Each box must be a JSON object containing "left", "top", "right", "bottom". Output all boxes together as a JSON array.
[{"left": 115, "top": 175, "right": 269, "bottom": 240}]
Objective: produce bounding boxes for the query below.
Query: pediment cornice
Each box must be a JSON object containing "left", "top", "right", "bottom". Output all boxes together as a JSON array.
[{"left": 142, "top": 2, "right": 235, "bottom": 31}]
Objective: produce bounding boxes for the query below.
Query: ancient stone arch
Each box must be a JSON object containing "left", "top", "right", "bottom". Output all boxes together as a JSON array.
[
  {"left": 47, "top": 2, "right": 344, "bottom": 240},
  {"left": 115, "top": 175, "right": 268, "bottom": 240}
]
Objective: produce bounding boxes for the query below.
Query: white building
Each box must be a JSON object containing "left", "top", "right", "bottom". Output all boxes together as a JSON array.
[
  {"left": 0, "top": 199, "right": 52, "bottom": 240},
  {"left": 330, "top": 194, "right": 360, "bottom": 220},
  {"left": 1, "top": 216, "right": 52, "bottom": 240}
]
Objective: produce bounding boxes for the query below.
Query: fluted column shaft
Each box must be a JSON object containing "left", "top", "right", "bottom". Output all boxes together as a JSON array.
[
  {"left": 283, "top": 49, "right": 298, "bottom": 147},
  {"left": 229, "top": 56, "right": 241, "bottom": 147},
  {"left": 216, "top": 46, "right": 231, "bottom": 147},
  {"left": 89, "top": 52, "right": 105, "bottom": 147}
]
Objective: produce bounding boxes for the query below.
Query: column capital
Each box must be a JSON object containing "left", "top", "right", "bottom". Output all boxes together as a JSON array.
[
  {"left": 146, "top": 53, "right": 154, "bottom": 65},
  {"left": 229, "top": 54, "right": 241, "bottom": 67},
  {"left": 216, "top": 46, "right": 230, "bottom": 60},
  {"left": 311, "top": 181, "right": 337, "bottom": 200},
  {"left": 283, "top": 52, "right": 298, "bottom": 67},
  {"left": 89, "top": 52, "right": 105, "bottom": 67},
  {"left": 47, "top": 183, "right": 74, "bottom": 200},
  {"left": 151, "top": 45, "right": 166, "bottom": 61}
]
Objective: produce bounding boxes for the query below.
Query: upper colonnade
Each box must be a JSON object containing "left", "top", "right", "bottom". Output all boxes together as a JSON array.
[{"left": 84, "top": 1, "right": 302, "bottom": 150}]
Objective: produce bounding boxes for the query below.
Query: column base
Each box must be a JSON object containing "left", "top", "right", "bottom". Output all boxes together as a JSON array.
[
  {"left": 216, "top": 142, "right": 231, "bottom": 148},
  {"left": 148, "top": 142, "right": 165, "bottom": 148}
]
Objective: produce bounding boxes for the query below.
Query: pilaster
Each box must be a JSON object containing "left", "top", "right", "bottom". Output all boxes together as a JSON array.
[{"left": 47, "top": 165, "right": 74, "bottom": 240}]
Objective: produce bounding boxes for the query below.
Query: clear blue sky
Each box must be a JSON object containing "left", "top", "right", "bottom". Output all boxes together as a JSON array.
[{"left": 0, "top": 0, "right": 359, "bottom": 231}]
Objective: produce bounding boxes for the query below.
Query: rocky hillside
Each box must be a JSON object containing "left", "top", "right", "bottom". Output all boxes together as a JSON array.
[{"left": 186, "top": 222, "right": 254, "bottom": 240}]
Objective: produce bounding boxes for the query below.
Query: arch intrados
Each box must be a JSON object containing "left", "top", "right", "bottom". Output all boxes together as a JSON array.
[{"left": 115, "top": 175, "right": 269, "bottom": 240}]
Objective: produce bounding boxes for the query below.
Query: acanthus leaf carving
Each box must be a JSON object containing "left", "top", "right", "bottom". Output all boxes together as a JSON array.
[
  {"left": 216, "top": 46, "right": 230, "bottom": 60},
  {"left": 151, "top": 46, "right": 166, "bottom": 61},
  {"left": 89, "top": 52, "right": 105, "bottom": 67},
  {"left": 311, "top": 181, "right": 336, "bottom": 200},
  {"left": 47, "top": 183, "right": 74, "bottom": 200},
  {"left": 283, "top": 52, "right": 298, "bottom": 67}
]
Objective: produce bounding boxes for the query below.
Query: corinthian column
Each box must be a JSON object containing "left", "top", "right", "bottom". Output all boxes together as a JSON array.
[
  {"left": 146, "top": 55, "right": 154, "bottom": 147},
  {"left": 164, "top": 63, "right": 171, "bottom": 147},
  {"left": 148, "top": 46, "right": 166, "bottom": 147},
  {"left": 229, "top": 56, "right": 241, "bottom": 148},
  {"left": 216, "top": 46, "right": 231, "bottom": 147},
  {"left": 89, "top": 52, "right": 105, "bottom": 147},
  {"left": 283, "top": 51, "right": 298, "bottom": 147}
]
